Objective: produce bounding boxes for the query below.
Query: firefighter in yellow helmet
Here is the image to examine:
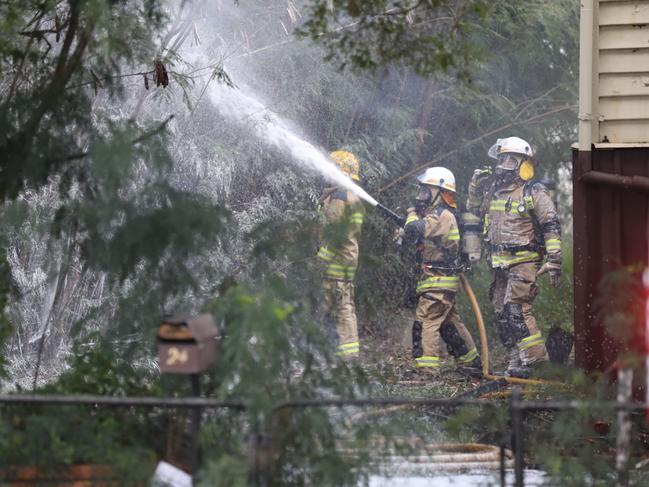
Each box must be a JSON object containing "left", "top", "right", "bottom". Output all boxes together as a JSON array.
[
  {"left": 403, "top": 167, "right": 482, "bottom": 377},
  {"left": 467, "top": 137, "right": 561, "bottom": 378},
  {"left": 316, "top": 150, "right": 364, "bottom": 359}
]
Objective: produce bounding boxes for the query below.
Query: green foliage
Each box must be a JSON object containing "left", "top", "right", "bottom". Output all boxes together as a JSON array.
[
  {"left": 0, "top": 248, "right": 15, "bottom": 378},
  {"left": 199, "top": 278, "right": 372, "bottom": 485},
  {"left": 0, "top": 0, "right": 166, "bottom": 199},
  {"left": 533, "top": 238, "right": 575, "bottom": 332},
  {"left": 283, "top": 0, "right": 579, "bottom": 349},
  {"left": 0, "top": 1, "right": 231, "bottom": 379},
  {"left": 197, "top": 454, "right": 249, "bottom": 487},
  {"left": 526, "top": 368, "right": 649, "bottom": 486},
  {"left": 0, "top": 335, "right": 162, "bottom": 481},
  {"left": 0, "top": 0, "right": 584, "bottom": 482},
  {"left": 595, "top": 264, "right": 645, "bottom": 367},
  {"left": 300, "top": 0, "right": 491, "bottom": 77}
]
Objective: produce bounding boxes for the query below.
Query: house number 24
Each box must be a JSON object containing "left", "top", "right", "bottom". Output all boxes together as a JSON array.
[{"left": 166, "top": 347, "right": 189, "bottom": 365}]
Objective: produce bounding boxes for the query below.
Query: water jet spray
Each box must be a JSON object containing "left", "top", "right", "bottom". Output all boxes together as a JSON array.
[{"left": 204, "top": 83, "right": 409, "bottom": 227}]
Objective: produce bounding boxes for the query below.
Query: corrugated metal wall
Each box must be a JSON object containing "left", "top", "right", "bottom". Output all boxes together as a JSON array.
[
  {"left": 574, "top": 1, "right": 649, "bottom": 371},
  {"left": 573, "top": 147, "right": 649, "bottom": 371}
]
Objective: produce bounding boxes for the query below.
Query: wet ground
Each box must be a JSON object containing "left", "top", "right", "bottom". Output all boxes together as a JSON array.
[{"left": 369, "top": 469, "right": 547, "bottom": 486}]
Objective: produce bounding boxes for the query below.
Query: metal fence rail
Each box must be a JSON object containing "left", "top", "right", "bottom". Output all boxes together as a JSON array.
[{"left": 0, "top": 390, "right": 645, "bottom": 486}]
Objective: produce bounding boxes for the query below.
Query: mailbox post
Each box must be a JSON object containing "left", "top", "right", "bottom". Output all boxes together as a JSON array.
[{"left": 158, "top": 314, "right": 219, "bottom": 476}]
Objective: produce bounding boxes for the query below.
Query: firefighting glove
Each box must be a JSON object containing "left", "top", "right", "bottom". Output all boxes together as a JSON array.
[
  {"left": 471, "top": 167, "right": 492, "bottom": 184},
  {"left": 537, "top": 261, "right": 561, "bottom": 287},
  {"left": 473, "top": 167, "right": 492, "bottom": 176},
  {"left": 404, "top": 220, "right": 425, "bottom": 245},
  {"left": 393, "top": 227, "right": 405, "bottom": 246}
]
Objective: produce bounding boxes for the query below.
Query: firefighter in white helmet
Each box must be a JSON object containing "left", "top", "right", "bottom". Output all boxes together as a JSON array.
[
  {"left": 317, "top": 150, "right": 364, "bottom": 359},
  {"left": 403, "top": 167, "right": 482, "bottom": 377},
  {"left": 467, "top": 137, "right": 562, "bottom": 378}
]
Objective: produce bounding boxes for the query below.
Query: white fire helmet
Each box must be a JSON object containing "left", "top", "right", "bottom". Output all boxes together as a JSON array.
[
  {"left": 488, "top": 136, "right": 534, "bottom": 160},
  {"left": 416, "top": 167, "right": 456, "bottom": 193}
]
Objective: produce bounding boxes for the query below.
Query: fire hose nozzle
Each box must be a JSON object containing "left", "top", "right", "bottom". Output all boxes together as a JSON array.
[{"left": 375, "top": 203, "right": 405, "bottom": 227}]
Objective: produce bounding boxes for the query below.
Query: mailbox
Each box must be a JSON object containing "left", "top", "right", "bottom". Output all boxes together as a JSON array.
[{"left": 158, "top": 314, "right": 219, "bottom": 374}]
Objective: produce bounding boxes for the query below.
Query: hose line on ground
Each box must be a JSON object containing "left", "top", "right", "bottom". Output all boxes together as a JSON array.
[{"left": 459, "top": 274, "right": 557, "bottom": 387}]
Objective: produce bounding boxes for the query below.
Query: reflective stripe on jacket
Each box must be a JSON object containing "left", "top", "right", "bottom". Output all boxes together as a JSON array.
[
  {"left": 405, "top": 204, "right": 461, "bottom": 293},
  {"left": 485, "top": 182, "right": 561, "bottom": 269},
  {"left": 318, "top": 188, "right": 364, "bottom": 281},
  {"left": 416, "top": 275, "right": 460, "bottom": 293}
]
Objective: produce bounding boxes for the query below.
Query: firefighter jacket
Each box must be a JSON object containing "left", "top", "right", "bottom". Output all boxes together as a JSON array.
[
  {"left": 317, "top": 187, "right": 364, "bottom": 281},
  {"left": 404, "top": 202, "right": 461, "bottom": 294},
  {"left": 469, "top": 175, "right": 561, "bottom": 269}
]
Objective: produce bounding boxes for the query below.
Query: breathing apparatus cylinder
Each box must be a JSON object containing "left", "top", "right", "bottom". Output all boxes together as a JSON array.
[
  {"left": 537, "top": 177, "right": 557, "bottom": 207},
  {"left": 460, "top": 212, "right": 483, "bottom": 262}
]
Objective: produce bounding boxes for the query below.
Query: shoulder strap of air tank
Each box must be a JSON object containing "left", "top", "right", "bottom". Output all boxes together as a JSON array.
[
  {"left": 331, "top": 189, "right": 348, "bottom": 202},
  {"left": 445, "top": 205, "right": 462, "bottom": 236},
  {"left": 524, "top": 181, "right": 544, "bottom": 246},
  {"left": 523, "top": 181, "right": 536, "bottom": 213},
  {"left": 432, "top": 205, "right": 445, "bottom": 217}
]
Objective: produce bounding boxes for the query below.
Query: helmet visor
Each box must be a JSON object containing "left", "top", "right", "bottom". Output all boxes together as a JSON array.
[
  {"left": 487, "top": 139, "right": 504, "bottom": 160},
  {"left": 496, "top": 153, "right": 523, "bottom": 171},
  {"left": 416, "top": 185, "right": 432, "bottom": 203}
]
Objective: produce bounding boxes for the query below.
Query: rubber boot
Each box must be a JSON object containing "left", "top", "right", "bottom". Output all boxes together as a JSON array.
[
  {"left": 507, "top": 363, "right": 534, "bottom": 379},
  {"left": 507, "top": 352, "right": 547, "bottom": 378},
  {"left": 505, "top": 349, "right": 523, "bottom": 375},
  {"left": 456, "top": 356, "right": 484, "bottom": 378}
]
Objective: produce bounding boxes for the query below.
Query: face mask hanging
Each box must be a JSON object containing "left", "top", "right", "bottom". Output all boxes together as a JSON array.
[{"left": 519, "top": 159, "right": 534, "bottom": 181}]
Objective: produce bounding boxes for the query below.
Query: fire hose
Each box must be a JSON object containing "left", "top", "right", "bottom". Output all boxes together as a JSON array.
[
  {"left": 459, "top": 274, "right": 558, "bottom": 386},
  {"left": 374, "top": 201, "right": 556, "bottom": 386}
]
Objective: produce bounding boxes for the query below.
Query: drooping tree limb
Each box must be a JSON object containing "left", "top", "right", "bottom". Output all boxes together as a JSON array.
[{"left": 377, "top": 104, "right": 577, "bottom": 194}]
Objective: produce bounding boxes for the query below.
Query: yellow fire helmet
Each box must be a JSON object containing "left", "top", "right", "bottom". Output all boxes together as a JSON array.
[{"left": 330, "top": 150, "right": 360, "bottom": 181}]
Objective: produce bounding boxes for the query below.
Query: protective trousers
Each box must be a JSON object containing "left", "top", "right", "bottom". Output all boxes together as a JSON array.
[
  {"left": 490, "top": 262, "right": 549, "bottom": 365},
  {"left": 322, "top": 278, "right": 359, "bottom": 358},
  {"left": 413, "top": 291, "right": 479, "bottom": 371}
]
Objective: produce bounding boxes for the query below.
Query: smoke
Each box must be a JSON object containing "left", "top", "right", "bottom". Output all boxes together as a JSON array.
[{"left": 205, "top": 81, "right": 378, "bottom": 206}]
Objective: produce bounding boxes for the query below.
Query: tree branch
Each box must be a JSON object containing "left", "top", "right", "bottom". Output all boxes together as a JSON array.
[
  {"left": 42, "top": 115, "right": 175, "bottom": 167},
  {"left": 377, "top": 104, "right": 577, "bottom": 194},
  {"left": 131, "top": 115, "right": 175, "bottom": 144},
  {"left": 67, "top": 69, "right": 156, "bottom": 90},
  {"left": 6, "top": 9, "right": 47, "bottom": 102}
]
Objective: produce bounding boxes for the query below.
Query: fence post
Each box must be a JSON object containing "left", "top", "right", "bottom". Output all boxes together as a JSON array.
[
  {"left": 498, "top": 417, "right": 509, "bottom": 487},
  {"left": 616, "top": 367, "right": 633, "bottom": 487},
  {"left": 190, "top": 374, "right": 202, "bottom": 477},
  {"left": 248, "top": 412, "right": 272, "bottom": 487},
  {"left": 499, "top": 438, "right": 506, "bottom": 487},
  {"left": 511, "top": 388, "right": 525, "bottom": 487}
]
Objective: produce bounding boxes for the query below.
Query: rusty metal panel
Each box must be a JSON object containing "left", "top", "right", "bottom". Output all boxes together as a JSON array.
[
  {"left": 599, "top": 1, "right": 649, "bottom": 25},
  {"left": 572, "top": 146, "right": 649, "bottom": 372}
]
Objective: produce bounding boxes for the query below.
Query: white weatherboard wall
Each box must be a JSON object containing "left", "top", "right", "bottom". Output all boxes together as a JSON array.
[{"left": 581, "top": 0, "right": 649, "bottom": 145}]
